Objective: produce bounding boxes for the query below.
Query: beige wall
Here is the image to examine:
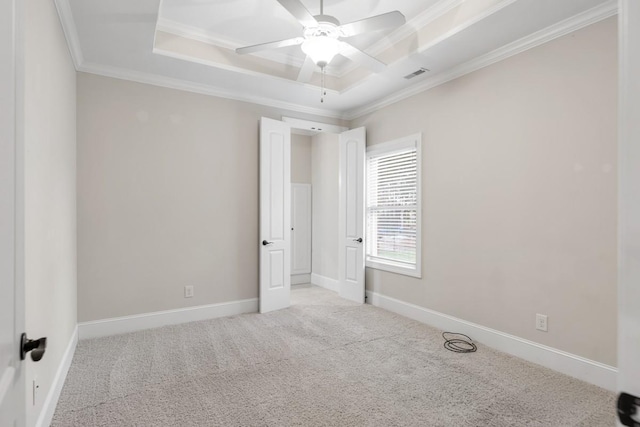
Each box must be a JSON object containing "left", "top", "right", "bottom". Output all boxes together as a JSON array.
[
  {"left": 75, "top": 17, "right": 616, "bottom": 366},
  {"left": 352, "top": 18, "right": 618, "bottom": 366},
  {"left": 291, "top": 134, "right": 312, "bottom": 184},
  {"left": 77, "top": 73, "right": 344, "bottom": 322},
  {"left": 24, "top": 1, "right": 77, "bottom": 425},
  {"left": 311, "top": 133, "right": 340, "bottom": 281}
]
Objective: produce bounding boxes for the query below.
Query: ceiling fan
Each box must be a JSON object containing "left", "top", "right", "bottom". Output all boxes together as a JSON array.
[{"left": 235, "top": 0, "right": 406, "bottom": 83}]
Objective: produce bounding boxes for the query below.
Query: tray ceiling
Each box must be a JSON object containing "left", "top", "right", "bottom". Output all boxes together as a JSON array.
[{"left": 57, "top": 0, "right": 616, "bottom": 119}]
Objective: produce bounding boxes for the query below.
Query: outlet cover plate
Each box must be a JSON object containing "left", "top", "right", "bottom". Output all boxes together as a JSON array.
[
  {"left": 184, "top": 285, "right": 194, "bottom": 298},
  {"left": 536, "top": 313, "right": 548, "bottom": 332}
]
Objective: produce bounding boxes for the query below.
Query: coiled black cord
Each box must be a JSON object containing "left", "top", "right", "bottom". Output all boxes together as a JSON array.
[{"left": 442, "top": 332, "right": 477, "bottom": 353}]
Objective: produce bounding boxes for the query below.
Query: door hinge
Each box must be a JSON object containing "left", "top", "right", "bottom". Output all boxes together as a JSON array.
[{"left": 618, "top": 392, "right": 640, "bottom": 427}]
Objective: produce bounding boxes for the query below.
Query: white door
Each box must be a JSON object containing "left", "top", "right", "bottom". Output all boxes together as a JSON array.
[
  {"left": 0, "top": 0, "right": 25, "bottom": 424},
  {"left": 338, "top": 127, "right": 366, "bottom": 303},
  {"left": 618, "top": 1, "right": 640, "bottom": 425},
  {"left": 291, "top": 184, "right": 311, "bottom": 279},
  {"left": 260, "top": 118, "right": 291, "bottom": 313}
]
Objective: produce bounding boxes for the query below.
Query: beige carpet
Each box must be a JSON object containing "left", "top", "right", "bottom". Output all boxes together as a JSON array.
[{"left": 52, "top": 285, "right": 614, "bottom": 426}]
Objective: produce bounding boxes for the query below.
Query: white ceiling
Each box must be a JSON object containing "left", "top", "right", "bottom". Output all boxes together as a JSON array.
[{"left": 59, "top": 0, "right": 616, "bottom": 119}]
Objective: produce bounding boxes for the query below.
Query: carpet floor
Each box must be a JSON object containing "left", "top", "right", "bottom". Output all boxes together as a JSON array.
[{"left": 52, "top": 285, "right": 615, "bottom": 426}]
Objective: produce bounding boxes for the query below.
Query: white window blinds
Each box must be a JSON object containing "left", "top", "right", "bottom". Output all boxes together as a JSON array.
[{"left": 366, "top": 135, "right": 421, "bottom": 277}]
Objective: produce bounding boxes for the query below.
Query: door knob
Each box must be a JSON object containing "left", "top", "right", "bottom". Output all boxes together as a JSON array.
[
  {"left": 20, "top": 333, "right": 47, "bottom": 362},
  {"left": 353, "top": 237, "right": 363, "bottom": 243},
  {"left": 618, "top": 392, "right": 640, "bottom": 426},
  {"left": 262, "top": 240, "right": 274, "bottom": 246}
]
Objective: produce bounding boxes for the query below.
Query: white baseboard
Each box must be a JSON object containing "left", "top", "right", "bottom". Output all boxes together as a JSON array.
[
  {"left": 366, "top": 291, "right": 617, "bottom": 391},
  {"left": 78, "top": 298, "right": 258, "bottom": 340},
  {"left": 291, "top": 274, "right": 311, "bottom": 285},
  {"left": 311, "top": 273, "right": 339, "bottom": 292},
  {"left": 36, "top": 325, "right": 78, "bottom": 427}
]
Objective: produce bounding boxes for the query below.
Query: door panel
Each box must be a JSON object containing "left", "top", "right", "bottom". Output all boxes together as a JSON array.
[
  {"left": 269, "top": 250, "right": 284, "bottom": 289},
  {"left": 260, "top": 118, "right": 291, "bottom": 313},
  {"left": 0, "top": 0, "right": 24, "bottom": 424},
  {"left": 291, "top": 184, "right": 311, "bottom": 276},
  {"left": 338, "top": 128, "right": 365, "bottom": 303}
]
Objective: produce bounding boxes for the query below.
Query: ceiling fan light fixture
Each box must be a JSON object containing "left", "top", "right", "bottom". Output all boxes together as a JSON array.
[{"left": 301, "top": 36, "right": 340, "bottom": 67}]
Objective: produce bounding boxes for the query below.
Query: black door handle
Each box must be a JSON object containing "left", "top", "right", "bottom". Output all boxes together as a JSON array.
[
  {"left": 353, "top": 237, "right": 363, "bottom": 243},
  {"left": 618, "top": 392, "right": 640, "bottom": 426},
  {"left": 262, "top": 240, "right": 274, "bottom": 246},
  {"left": 20, "top": 333, "right": 47, "bottom": 362}
]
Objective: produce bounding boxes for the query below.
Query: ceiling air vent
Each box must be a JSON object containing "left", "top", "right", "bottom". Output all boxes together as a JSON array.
[{"left": 404, "top": 68, "right": 430, "bottom": 80}]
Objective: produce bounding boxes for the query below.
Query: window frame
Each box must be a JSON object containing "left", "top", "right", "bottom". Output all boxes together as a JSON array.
[{"left": 365, "top": 133, "right": 422, "bottom": 279}]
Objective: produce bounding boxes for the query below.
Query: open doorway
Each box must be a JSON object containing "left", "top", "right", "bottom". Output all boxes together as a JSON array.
[
  {"left": 290, "top": 131, "right": 340, "bottom": 291},
  {"left": 259, "top": 117, "right": 365, "bottom": 313}
]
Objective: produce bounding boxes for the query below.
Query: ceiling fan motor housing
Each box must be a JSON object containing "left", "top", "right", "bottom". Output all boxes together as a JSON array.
[
  {"left": 302, "top": 15, "right": 342, "bottom": 67},
  {"left": 304, "top": 15, "right": 341, "bottom": 38}
]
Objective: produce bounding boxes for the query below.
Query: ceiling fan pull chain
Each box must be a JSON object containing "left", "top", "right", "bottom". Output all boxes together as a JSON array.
[{"left": 321, "top": 66, "right": 326, "bottom": 103}]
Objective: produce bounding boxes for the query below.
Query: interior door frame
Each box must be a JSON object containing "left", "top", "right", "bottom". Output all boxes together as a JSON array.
[{"left": 617, "top": 0, "right": 640, "bottom": 420}]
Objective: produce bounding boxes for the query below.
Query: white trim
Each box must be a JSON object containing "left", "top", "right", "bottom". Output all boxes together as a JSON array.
[
  {"left": 310, "top": 273, "right": 339, "bottom": 293},
  {"left": 335, "top": 0, "right": 465, "bottom": 78},
  {"left": 344, "top": 0, "right": 618, "bottom": 120},
  {"left": 617, "top": 0, "right": 640, "bottom": 400},
  {"left": 282, "top": 116, "right": 348, "bottom": 134},
  {"left": 156, "top": 18, "right": 343, "bottom": 76},
  {"left": 151, "top": 45, "right": 340, "bottom": 97},
  {"left": 366, "top": 135, "right": 418, "bottom": 156},
  {"left": 52, "top": 0, "right": 83, "bottom": 69},
  {"left": 35, "top": 326, "right": 78, "bottom": 427},
  {"left": 77, "top": 61, "right": 344, "bottom": 120},
  {"left": 366, "top": 259, "right": 421, "bottom": 279},
  {"left": 368, "top": 0, "right": 465, "bottom": 57},
  {"left": 366, "top": 291, "right": 617, "bottom": 391},
  {"left": 78, "top": 298, "right": 258, "bottom": 340},
  {"left": 336, "top": 0, "right": 520, "bottom": 90},
  {"left": 365, "top": 133, "right": 422, "bottom": 279},
  {"left": 54, "top": 0, "right": 617, "bottom": 125},
  {"left": 291, "top": 274, "right": 311, "bottom": 285}
]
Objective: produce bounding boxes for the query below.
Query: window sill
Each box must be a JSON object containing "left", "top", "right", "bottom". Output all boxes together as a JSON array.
[{"left": 366, "top": 259, "right": 421, "bottom": 279}]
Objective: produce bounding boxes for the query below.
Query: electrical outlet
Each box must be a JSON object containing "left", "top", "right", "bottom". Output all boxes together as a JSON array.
[
  {"left": 32, "top": 377, "right": 40, "bottom": 406},
  {"left": 536, "top": 314, "right": 548, "bottom": 332},
  {"left": 184, "top": 285, "right": 194, "bottom": 298}
]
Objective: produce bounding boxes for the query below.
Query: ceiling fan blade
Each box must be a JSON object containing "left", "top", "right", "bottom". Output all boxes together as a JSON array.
[
  {"left": 339, "top": 11, "right": 406, "bottom": 38},
  {"left": 276, "top": 0, "right": 318, "bottom": 28},
  {"left": 297, "top": 56, "right": 316, "bottom": 83},
  {"left": 339, "top": 42, "right": 386, "bottom": 73},
  {"left": 236, "top": 37, "right": 304, "bottom": 55}
]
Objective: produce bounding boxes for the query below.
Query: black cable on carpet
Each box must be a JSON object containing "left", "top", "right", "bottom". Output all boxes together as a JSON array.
[{"left": 442, "top": 332, "right": 477, "bottom": 353}]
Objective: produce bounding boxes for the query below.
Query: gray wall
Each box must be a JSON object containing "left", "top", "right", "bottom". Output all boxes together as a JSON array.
[
  {"left": 77, "top": 73, "right": 344, "bottom": 322},
  {"left": 352, "top": 18, "right": 618, "bottom": 366},
  {"left": 311, "top": 133, "right": 339, "bottom": 281},
  {"left": 24, "top": 1, "right": 77, "bottom": 425}
]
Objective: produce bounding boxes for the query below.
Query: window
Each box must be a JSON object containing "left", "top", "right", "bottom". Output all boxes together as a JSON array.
[{"left": 366, "top": 134, "right": 421, "bottom": 278}]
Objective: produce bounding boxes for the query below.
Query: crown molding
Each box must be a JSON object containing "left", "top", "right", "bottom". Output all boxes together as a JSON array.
[
  {"left": 156, "top": 18, "right": 342, "bottom": 78},
  {"left": 152, "top": 44, "right": 340, "bottom": 96},
  {"left": 53, "top": 0, "right": 84, "bottom": 69},
  {"left": 77, "top": 61, "right": 345, "bottom": 120},
  {"left": 343, "top": 0, "right": 618, "bottom": 120},
  {"left": 337, "top": 0, "right": 519, "bottom": 87},
  {"left": 335, "top": 0, "right": 465, "bottom": 78}
]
